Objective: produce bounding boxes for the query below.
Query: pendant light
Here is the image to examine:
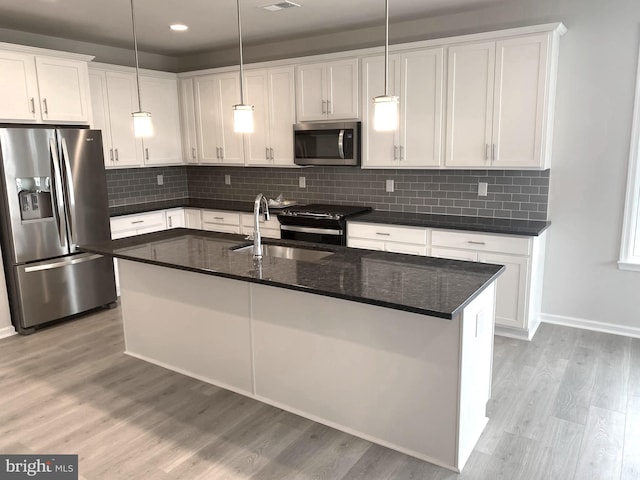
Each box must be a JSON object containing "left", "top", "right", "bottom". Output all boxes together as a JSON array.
[
  {"left": 130, "top": 0, "right": 153, "bottom": 137},
  {"left": 373, "top": 0, "right": 399, "bottom": 132},
  {"left": 233, "top": 0, "right": 254, "bottom": 133}
]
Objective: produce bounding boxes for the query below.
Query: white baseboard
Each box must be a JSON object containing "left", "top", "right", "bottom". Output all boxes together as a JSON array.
[
  {"left": 540, "top": 313, "right": 640, "bottom": 339},
  {"left": 0, "top": 325, "right": 17, "bottom": 340}
]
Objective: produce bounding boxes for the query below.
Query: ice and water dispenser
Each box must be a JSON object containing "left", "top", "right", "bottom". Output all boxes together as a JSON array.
[{"left": 16, "top": 177, "right": 53, "bottom": 222}]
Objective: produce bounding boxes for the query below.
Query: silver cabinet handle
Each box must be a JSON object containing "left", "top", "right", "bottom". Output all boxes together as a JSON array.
[
  {"left": 399, "top": 145, "right": 404, "bottom": 161},
  {"left": 168, "top": 217, "right": 173, "bottom": 228},
  {"left": 322, "top": 100, "right": 326, "bottom": 114},
  {"left": 270, "top": 148, "right": 274, "bottom": 160},
  {"left": 216, "top": 147, "right": 220, "bottom": 159},
  {"left": 485, "top": 144, "right": 489, "bottom": 161},
  {"left": 131, "top": 220, "right": 144, "bottom": 224},
  {"left": 145, "top": 148, "right": 149, "bottom": 161},
  {"left": 109, "top": 149, "right": 114, "bottom": 162},
  {"left": 115, "top": 148, "right": 119, "bottom": 162},
  {"left": 492, "top": 144, "right": 496, "bottom": 162},
  {"left": 30, "top": 97, "right": 35, "bottom": 114},
  {"left": 376, "top": 232, "right": 391, "bottom": 236},
  {"left": 327, "top": 99, "right": 331, "bottom": 114},
  {"left": 220, "top": 147, "right": 224, "bottom": 159},
  {"left": 266, "top": 147, "right": 270, "bottom": 160},
  {"left": 191, "top": 147, "right": 196, "bottom": 159},
  {"left": 468, "top": 241, "right": 486, "bottom": 245},
  {"left": 394, "top": 146, "right": 399, "bottom": 160},
  {"left": 42, "top": 98, "right": 48, "bottom": 115},
  {"left": 213, "top": 216, "right": 225, "bottom": 220}
]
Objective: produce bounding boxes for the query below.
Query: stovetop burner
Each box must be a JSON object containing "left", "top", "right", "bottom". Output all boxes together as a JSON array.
[{"left": 280, "top": 204, "right": 371, "bottom": 220}]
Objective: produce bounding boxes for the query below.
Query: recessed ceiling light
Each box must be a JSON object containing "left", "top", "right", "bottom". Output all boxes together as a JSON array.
[
  {"left": 263, "top": 1, "right": 300, "bottom": 12},
  {"left": 169, "top": 23, "right": 189, "bottom": 32}
]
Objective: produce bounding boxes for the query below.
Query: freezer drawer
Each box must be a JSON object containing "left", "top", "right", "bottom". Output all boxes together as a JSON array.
[{"left": 14, "top": 253, "right": 116, "bottom": 328}]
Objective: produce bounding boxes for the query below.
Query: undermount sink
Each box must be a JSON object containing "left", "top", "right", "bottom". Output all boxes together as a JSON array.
[{"left": 231, "top": 244, "right": 334, "bottom": 262}]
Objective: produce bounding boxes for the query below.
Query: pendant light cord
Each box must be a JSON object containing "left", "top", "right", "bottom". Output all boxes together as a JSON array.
[
  {"left": 384, "top": 0, "right": 389, "bottom": 97},
  {"left": 237, "top": 0, "right": 245, "bottom": 104},
  {"left": 130, "top": 0, "right": 143, "bottom": 111}
]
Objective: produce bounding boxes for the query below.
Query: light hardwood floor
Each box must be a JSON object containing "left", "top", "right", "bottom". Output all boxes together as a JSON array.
[{"left": 0, "top": 306, "right": 638, "bottom": 479}]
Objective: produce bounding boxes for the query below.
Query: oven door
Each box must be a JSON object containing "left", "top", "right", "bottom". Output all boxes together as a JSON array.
[{"left": 280, "top": 225, "right": 345, "bottom": 246}]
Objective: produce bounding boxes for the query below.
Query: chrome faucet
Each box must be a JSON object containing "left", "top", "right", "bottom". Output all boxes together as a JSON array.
[{"left": 253, "top": 193, "right": 270, "bottom": 258}]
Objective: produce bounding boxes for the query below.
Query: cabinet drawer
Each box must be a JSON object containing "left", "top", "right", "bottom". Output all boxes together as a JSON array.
[
  {"left": 241, "top": 213, "right": 280, "bottom": 230},
  {"left": 201, "top": 210, "right": 241, "bottom": 226},
  {"left": 347, "top": 222, "right": 428, "bottom": 245},
  {"left": 431, "top": 230, "right": 531, "bottom": 256},
  {"left": 201, "top": 222, "right": 241, "bottom": 234},
  {"left": 110, "top": 212, "right": 166, "bottom": 234}
]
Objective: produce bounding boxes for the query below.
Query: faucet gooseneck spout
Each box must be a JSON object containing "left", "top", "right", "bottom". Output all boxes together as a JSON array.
[{"left": 253, "top": 193, "right": 270, "bottom": 258}]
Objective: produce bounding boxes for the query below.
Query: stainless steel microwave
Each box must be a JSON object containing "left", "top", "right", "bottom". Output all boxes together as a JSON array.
[{"left": 294, "top": 122, "right": 361, "bottom": 166}]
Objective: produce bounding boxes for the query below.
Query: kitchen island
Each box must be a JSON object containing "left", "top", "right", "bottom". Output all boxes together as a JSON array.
[{"left": 83, "top": 229, "right": 503, "bottom": 472}]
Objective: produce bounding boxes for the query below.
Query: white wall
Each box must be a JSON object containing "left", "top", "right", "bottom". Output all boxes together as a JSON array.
[{"left": 179, "top": 0, "right": 640, "bottom": 334}]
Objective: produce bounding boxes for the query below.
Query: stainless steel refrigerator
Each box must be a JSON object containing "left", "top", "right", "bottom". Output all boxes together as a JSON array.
[{"left": 0, "top": 126, "right": 116, "bottom": 334}]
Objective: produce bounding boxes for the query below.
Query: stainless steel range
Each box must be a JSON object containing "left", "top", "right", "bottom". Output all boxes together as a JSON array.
[{"left": 278, "top": 204, "right": 371, "bottom": 245}]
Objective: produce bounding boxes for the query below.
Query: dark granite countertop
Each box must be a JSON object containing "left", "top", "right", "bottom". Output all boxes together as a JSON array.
[
  {"left": 348, "top": 210, "right": 550, "bottom": 236},
  {"left": 82, "top": 229, "right": 504, "bottom": 320},
  {"left": 110, "top": 199, "right": 549, "bottom": 236}
]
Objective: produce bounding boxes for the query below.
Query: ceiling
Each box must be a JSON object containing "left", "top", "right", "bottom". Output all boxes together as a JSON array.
[{"left": 0, "top": 0, "right": 504, "bottom": 56}]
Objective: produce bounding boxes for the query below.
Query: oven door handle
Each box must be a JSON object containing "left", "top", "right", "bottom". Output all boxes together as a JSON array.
[
  {"left": 337, "top": 129, "right": 345, "bottom": 159},
  {"left": 281, "top": 225, "right": 343, "bottom": 236}
]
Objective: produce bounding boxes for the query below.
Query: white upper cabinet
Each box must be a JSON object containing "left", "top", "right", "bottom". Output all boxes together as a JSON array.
[
  {"left": 296, "top": 58, "right": 359, "bottom": 122},
  {"left": 445, "top": 33, "right": 552, "bottom": 169},
  {"left": 140, "top": 75, "right": 183, "bottom": 165},
  {"left": 0, "top": 47, "right": 91, "bottom": 124},
  {"left": 89, "top": 68, "right": 142, "bottom": 168},
  {"left": 244, "top": 66, "right": 295, "bottom": 166},
  {"left": 194, "top": 72, "right": 244, "bottom": 164},
  {"left": 178, "top": 78, "right": 198, "bottom": 164},
  {"left": 362, "top": 47, "right": 444, "bottom": 168}
]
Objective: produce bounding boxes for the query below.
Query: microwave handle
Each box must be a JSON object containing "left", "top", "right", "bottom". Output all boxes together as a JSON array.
[{"left": 338, "top": 129, "right": 345, "bottom": 159}]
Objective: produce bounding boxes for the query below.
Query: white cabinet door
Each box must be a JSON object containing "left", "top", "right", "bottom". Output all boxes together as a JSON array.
[
  {"left": 361, "top": 55, "right": 398, "bottom": 168},
  {"left": 347, "top": 237, "right": 385, "bottom": 251},
  {"left": 430, "top": 247, "right": 478, "bottom": 262},
  {"left": 385, "top": 243, "right": 428, "bottom": 256},
  {"left": 400, "top": 48, "right": 444, "bottom": 167},
  {"left": 296, "top": 59, "right": 358, "bottom": 122},
  {"left": 184, "top": 209, "right": 202, "bottom": 229},
  {"left": 268, "top": 66, "right": 295, "bottom": 166},
  {"left": 88, "top": 70, "right": 113, "bottom": 166},
  {"left": 492, "top": 34, "right": 549, "bottom": 168},
  {"left": 326, "top": 58, "right": 359, "bottom": 120},
  {"left": 478, "top": 252, "right": 529, "bottom": 330},
  {"left": 35, "top": 56, "right": 91, "bottom": 123},
  {"left": 0, "top": 51, "right": 39, "bottom": 122},
  {"left": 296, "top": 63, "right": 325, "bottom": 122},
  {"left": 194, "top": 73, "right": 244, "bottom": 164},
  {"left": 244, "top": 70, "right": 271, "bottom": 166},
  {"left": 445, "top": 42, "right": 495, "bottom": 168},
  {"left": 140, "top": 75, "right": 183, "bottom": 165},
  {"left": 166, "top": 209, "right": 186, "bottom": 229},
  {"left": 178, "top": 78, "right": 198, "bottom": 164},
  {"left": 105, "top": 71, "right": 142, "bottom": 167}
]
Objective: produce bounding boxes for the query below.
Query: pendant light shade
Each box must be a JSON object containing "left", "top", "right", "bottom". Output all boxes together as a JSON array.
[
  {"left": 373, "top": 0, "right": 399, "bottom": 132},
  {"left": 130, "top": 0, "right": 153, "bottom": 138},
  {"left": 233, "top": 0, "right": 254, "bottom": 134}
]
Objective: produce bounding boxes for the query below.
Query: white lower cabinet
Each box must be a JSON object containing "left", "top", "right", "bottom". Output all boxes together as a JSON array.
[
  {"left": 184, "top": 208, "right": 202, "bottom": 229},
  {"left": 201, "top": 210, "right": 241, "bottom": 234},
  {"left": 240, "top": 213, "right": 281, "bottom": 239},
  {"left": 165, "top": 208, "right": 185, "bottom": 229},
  {"left": 347, "top": 223, "right": 429, "bottom": 256}
]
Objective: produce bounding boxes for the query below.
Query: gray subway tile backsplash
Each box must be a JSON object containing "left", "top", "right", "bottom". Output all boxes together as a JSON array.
[{"left": 106, "top": 165, "right": 550, "bottom": 220}]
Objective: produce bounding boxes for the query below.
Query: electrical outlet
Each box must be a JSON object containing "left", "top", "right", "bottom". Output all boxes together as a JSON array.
[
  {"left": 478, "top": 182, "right": 488, "bottom": 197},
  {"left": 299, "top": 176, "right": 306, "bottom": 188},
  {"left": 225, "top": 174, "right": 231, "bottom": 185},
  {"left": 386, "top": 179, "right": 394, "bottom": 193},
  {"left": 157, "top": 174, "right": 163, "bottom": 186}
]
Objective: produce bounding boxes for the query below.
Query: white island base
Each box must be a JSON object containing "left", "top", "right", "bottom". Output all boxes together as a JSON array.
[{"left": 119, "top": 259, "right": 496, "bottom": 472}]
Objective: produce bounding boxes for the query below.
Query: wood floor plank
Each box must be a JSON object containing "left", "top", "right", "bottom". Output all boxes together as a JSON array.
[
  {"left": 553, "top": 346, "right": 597, "bottom": 425},
  {"left": 574, "top": 405, "right": 625, "bottom": 480},
  {"left": 622, "top": 395, "right": 640, "bottom": 480},
  {"left": 629, "top": 338, "right": 640, "bottom": 396},
  {"left": 592, "top": 333, "right": 631, "bottom": 413}
]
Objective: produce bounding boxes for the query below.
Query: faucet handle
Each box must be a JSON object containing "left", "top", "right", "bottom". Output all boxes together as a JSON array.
[{"left": 264, "top": 211, "right": 270, "bottom": 221}]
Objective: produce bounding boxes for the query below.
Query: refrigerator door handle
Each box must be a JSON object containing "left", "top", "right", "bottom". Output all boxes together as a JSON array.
[
  {"left": 49, "top": 138, "right": 67, "bottom": 249},
  {"left": 60, "top": 138, "right": 77, "bottom": 249},
  {"left": 24, "top": 254, "right": 105, "bottom": 273}
]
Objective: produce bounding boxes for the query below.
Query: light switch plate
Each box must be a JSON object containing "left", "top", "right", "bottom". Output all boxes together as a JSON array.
[
  {"left": 299, "top": 176, "right": 306, "bottom": 188},
  {"left": 386, "top": 179, "right": 394, "bottom": 193},
  {"left": 157, "top": 175, "right": 163, "bottom": 186},
  {"left": 225, "top": 174, "right": 231, "bottom": 185},
  {"left": 478, "top": 182, "right": 488, "bottom": 197}
]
